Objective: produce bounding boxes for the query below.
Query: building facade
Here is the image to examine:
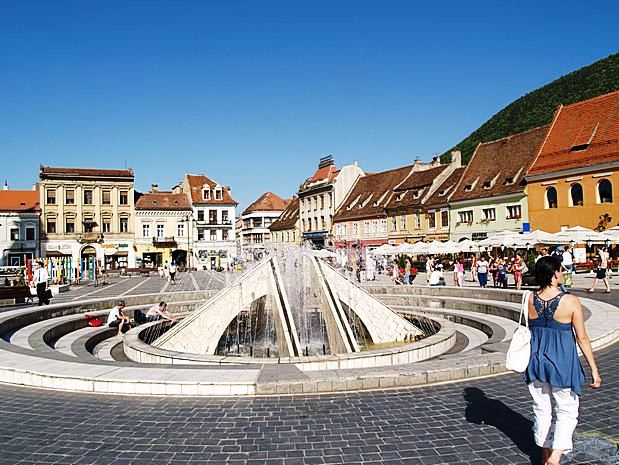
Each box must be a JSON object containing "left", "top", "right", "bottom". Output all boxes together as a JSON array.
[
  {"left": 178, "top": 174, "right": 237, "bottom": 270},
  {"left": 449, "top": 127, "right": 549, "bottom": 242},
  {"left": 298, "top": 156, "right": 364, "bottom": 248},
  {"left": 0, "top": 184, "right": 40, "bottom": 266},
  {"left": 241, "top": 192, "right": 290, "bottom": 259},
  {"left": 384, "top": 153, "right": 461, "bottom": 244},
  {"left": 333, "top": 164, "right": 414, "bottom": 261},
  {"left": 422, "top": 167, "right": 466, "bottom": 242},
  {"left": 269, "top": 197, "right": 300, "bottom": 247},
  {"left": 134, "top": 187, "right": 193, "bottom": 268},
  {"left": 39, "top": 166, "right": 136, "bottom": 272},
  {"left": 527, "top": 91, "right": 619, "bottom": 232}
]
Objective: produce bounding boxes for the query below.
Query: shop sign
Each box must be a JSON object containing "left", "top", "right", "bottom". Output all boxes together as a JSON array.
[{"left": 472, "top": 232, "right": 488, "bottom": 241}]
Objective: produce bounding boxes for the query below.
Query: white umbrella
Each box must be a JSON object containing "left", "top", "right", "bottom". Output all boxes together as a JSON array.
[
  {"left": 549, "top": 226, "right": 611, "bottom": 245},
  {"left": 456, "top": 239, "right": 481, "bottom": 253},
  {"left": 311, "top": 249, "right": 337, "bottom": 258},
  {"left": 601, "top": 226, "right": 619, "bottom": 243},
  {"left": 477, "top": 231, "right": 523, "bottom": 248},
  {"left": 371, "top": 244, "right": 398, "bottom": 255},
  {"left": 394, "top": 243, "right": 418, "bottom": 254}
]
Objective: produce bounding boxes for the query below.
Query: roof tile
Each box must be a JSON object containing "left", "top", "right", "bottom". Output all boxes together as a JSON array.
[{"left": 243, "top": 192, "right": 291, "bottom": 215}]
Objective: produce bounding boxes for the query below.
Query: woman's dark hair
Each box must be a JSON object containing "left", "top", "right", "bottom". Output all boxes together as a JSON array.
[
  {"left": 535, "top": 256, "right": 561, "bottom": 289},
  {"left": 159, "top": 301, "right": 167, "bottom": 308}
]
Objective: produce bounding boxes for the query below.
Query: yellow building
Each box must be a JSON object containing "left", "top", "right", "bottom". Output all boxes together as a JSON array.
[
  {"left": 269, "top": 197, "right": 300, "bottom": 247},
  {"left": 526, "top": 91, "right": 619, "bottom": 232},
  {"left": 384, "top": 152, "right": 461, "bottom": 243}
]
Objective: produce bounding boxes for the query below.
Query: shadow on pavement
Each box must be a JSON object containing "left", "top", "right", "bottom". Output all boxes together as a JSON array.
[{"left": 464, "top": 387, "right": 541, "bottom": 465}]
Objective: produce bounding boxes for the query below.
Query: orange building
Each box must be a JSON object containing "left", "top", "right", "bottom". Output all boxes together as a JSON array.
[{"left": 526, "top": 91, "right": 619, "bottom": 232}]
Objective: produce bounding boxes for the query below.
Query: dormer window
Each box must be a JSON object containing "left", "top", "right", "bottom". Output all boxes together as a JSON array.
[
  {"left": 437, "top": 189, "right": 447, "bottom": 197},
  {"left": 504, "top": 176, "right": 515, "bottom": 186},
  {"left": 482, "top": 181, "right": 492, "bottom": 189},
  {"left": 202, "top": 188, "right": 211, "bottom": 200},
  {"left": 215, "top": 188, "right": 223, "bottom": 200},
  {"left": 464, "top": 184, "right": 474, "bottom": 192}
]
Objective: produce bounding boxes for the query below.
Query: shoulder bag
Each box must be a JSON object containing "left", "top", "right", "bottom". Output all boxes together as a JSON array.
[{"left": 506, "top": 290, "right": 532, "bottom": 373}]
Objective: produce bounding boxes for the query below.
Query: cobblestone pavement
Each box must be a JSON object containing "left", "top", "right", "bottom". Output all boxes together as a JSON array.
[{"left": 0, "top": 341, "right": 616, "bottom": 465}]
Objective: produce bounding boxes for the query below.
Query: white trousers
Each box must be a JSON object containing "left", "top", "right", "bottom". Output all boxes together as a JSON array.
[{"left": 528, "top": 380, "right": 579, "bottom": 453}]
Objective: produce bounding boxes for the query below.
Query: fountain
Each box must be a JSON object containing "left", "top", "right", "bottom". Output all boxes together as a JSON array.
[{"left": 153, "top": 247, "right": 422, "bottom": 360}]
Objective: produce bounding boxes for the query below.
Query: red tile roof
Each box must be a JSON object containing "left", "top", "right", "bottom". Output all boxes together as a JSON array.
[
  {"left": 450, "top": 125, "right": 549, "bottom": 203},
  {"left": 135, "top": 192, "right": 192, "bottom": 211},
  {"left": 384, "top": 164, "right": 448, "bottom": 210},
  {"left": 40, "top": 166, "right": 134, "bottom": 179},
  {"left": 243, "top": 192, "right": 291, "bottom": 215},
  {"left": 185, "top": 174, "right": 238, "bottom": 205},
  {"left": 424, "top": 167, "right": 467, "bottom": 209},
  {"left": 334, "top": 165, "right": 415, "bottom": 221},
  {"left": 528, "top": 91, "right": 619, "bottom": 176},
  {"left": 304, "top": 165, "right": 339, "bottom": 185},
  {"left": 0, "top": 190, "right": 40, "bottom": 212},
  {"left": 270, "top": 197, "right": 299, "bottom": 231}
]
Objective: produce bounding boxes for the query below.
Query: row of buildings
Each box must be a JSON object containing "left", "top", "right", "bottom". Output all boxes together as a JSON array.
[
  {"left": 242, "top": 90, "right": 619, "bottom": 259},
  {"left": 0, "top": 170, "right": 238, "bottom": 271}
]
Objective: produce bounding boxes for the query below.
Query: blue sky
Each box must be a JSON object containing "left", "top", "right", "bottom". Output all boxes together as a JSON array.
[{"left": 1, "top": 0, "right": 617, "bottom": 209}]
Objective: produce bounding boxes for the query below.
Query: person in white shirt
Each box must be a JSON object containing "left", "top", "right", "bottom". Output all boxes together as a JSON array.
[
  {"left": 562, "top": 245, "right": 574, "bottom": 273},
  {"left": 588, "top": 247, "right": 611, "bottom": 294},
  {"left": 146, "top": 301, "right": 177, "bottom": 323},
  {"left": 169, "top": 262, "right": 177, "bottom": 284},
  {"left": 33, "top": 261, "right": 50, "bottom": 306},
  {"left": 107, "top": 300, "right": 131, "bottom": 335},
  {"left": 428, "top": 265, "right": 446, "bottom": 286}
]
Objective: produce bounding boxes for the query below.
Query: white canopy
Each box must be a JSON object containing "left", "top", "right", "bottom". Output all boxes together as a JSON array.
[
  {"left": 371, "top": 244, "right": 399, "bottom": 255},
  {"left": 548, "top": 226, "right": 612, "bottom": 245},
  {"left": 311, "top": 249, "right": 337, "bottom": 258},
  {"left": 456, "top": 239, "right": 482, "bottom": 253},
  {"left": 599, "top": 226, "right": 619, "bottom": 243},
  {"left": 477, "top": 231, "right": 524, "bottom": 248}
]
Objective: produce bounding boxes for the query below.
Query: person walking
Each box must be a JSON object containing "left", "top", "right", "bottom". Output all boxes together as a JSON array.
[
  {"left": 33, "top": 261, "right": 50, "bottom": 306},
  {"left": 454, "top": 258, "right": 464, "bottom": 287},
  {"left": 169, "top": 261, "right": 177, "bottom": 285},
  {"left": 513, "top": 254, "right": 525, "bottom": 290},
  {"left": 525, "top": 256, "right": 601, "bottom": 465},
  {"left": 476, "top": 255, "right": 489, "bottom": 288},
  {"left": 588, "top": 247, "right": 611, "bottom": 293}
]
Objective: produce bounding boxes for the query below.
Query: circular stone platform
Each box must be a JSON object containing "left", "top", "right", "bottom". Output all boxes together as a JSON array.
[{"left": 0, "top": 286, "right": 618, "bottom": 396}]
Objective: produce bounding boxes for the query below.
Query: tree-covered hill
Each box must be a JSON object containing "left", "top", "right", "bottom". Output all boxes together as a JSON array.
[{"left": 441, "top": 52, "right": 619, "bottom": 164}]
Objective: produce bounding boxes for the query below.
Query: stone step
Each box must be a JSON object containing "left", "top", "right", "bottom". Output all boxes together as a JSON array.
[
  {"left": 93, "top": 335, "right": 124, "bottom": 361},
  {"left": 54, "top": 326, "right": 111, "bottom": 357}
]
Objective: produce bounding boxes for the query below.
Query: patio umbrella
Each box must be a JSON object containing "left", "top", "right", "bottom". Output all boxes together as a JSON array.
[
  {"left": 393, "top": 243, "right": 418, "bottom": 254},
  {"left": 456, "top": 239, "right": 481, "bottom": 253},
  {"left": 477, "top": 230, "right": 524, "bottom": 248},
  {"left": 600, "top": 226, "right": 619, "bottom": 243},
  {"left": 371, "top": 244, "right": 398, "bottom": 255},
  {"left": 548, "top": 226, "right": 612, "bottom": 245},
  {"left": 311, "top": 249, "right": 337, "bottom": 258}
]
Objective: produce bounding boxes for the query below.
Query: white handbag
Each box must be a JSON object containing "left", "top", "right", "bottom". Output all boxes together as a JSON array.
[{"left": 506, "top": 290, "right": 532, "bottom": 373}]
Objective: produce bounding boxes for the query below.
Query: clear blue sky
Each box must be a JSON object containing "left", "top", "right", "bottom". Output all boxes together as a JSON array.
[{"left": 1, "top": 0, "right": 617, "bottom": 210}]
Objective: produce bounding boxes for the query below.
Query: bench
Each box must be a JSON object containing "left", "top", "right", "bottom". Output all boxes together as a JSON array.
[{"left": 0, "top": 286, "right": 34, "bottom": 305}]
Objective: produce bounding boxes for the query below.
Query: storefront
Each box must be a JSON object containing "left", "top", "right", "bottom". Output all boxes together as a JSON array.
[{"left": 141, "top": 252, "right": 162, "bottom": 269}]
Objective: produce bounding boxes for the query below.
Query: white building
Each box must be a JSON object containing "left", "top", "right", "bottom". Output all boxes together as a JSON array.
[
  {"left": 0, "top": 184, "right": 40, "bottom": 266},
  {"left": 177, "top": 174, "right": 237, "bottom": 270},
  {"left": 298, "top": 156, "right": 364, "bottom": 248},
  {"left": 241, "top": 192, "right": 290, "bottom": 260}
]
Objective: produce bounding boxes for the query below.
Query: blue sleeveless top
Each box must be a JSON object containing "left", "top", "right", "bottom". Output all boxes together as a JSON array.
[{"left": 524, "top": 292, "right": 586, "bottom": 395}]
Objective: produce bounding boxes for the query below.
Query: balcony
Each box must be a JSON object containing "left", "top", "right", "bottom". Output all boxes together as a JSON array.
[
  {"left": 78, "top": 232, "right": 103, "bottom": 243},
  {"left": 153, "top": 236, "right": 177, "bottom": 247},
  {"left": 196, "top": 220, "right": 233, "bottom": 227}
]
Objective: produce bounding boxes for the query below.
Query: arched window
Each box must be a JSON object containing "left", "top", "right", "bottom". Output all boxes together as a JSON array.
[
  {"left": 546, "top": 187, "right": 558, "bottom": 209},
  {"left": 598, "top": 179, "right": 613, "bottom": 204},
  {"left": 570, "top": 183, "right": 584, "bottom": 207}
]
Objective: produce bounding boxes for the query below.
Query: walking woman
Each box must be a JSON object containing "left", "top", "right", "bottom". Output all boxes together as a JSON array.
[{"left": 525, "top": 257, "right": 602, "bottom": 464}]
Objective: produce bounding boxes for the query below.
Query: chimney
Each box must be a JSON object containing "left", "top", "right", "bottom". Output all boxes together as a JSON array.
[
  {"left": 3, "top": 180, "right": 8, "bottom": 191},
  {"left": 151, "top": 184, "right": 158, "bottom": 193},
  {"left": 450, "top": 150, "right": 462, "bottom": 167},
  {"left": 32, "top": 182, "right": 39, "bottom": 191}
]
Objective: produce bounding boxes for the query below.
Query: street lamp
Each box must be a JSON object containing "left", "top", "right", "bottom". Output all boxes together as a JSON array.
[{"left": 569, "top": 240, "right": 575, "bottom": 249}]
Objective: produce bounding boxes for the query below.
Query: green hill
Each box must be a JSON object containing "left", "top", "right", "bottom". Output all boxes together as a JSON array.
[{"left": 441, "top": 52, "right": 619, "bottom": 164}]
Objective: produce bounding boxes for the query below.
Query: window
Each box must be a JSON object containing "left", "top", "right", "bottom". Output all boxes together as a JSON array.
[
  {"left": 83, "top": 217, "right": 94, "bottom": 233},
  {"left": 65, "top": 218, "right": 75, "bottom": 234},
  {"left": 222, "top": 230, "right": 228, "bottom": 240},
  {"left": 102, "top": 190, "right": 111, "bottom": 205},
  {"left": 320, "top": 195, "right": 325, "bottom": 209},
  {"left": 83, "top": 189, "right": 93, "bottom": 205},
  {"left": 119, "top": 191, "right": 129, "bottom": 205},
  {"left": 458, "top": 210, "right": 473, "bottom": 224},
  {"left": 506, "top": 205, "right": 522, "bottom": 219},
  {"left": 482, "top": 208, "right": 496, "bottom": 221},
  {"left": 156, "top": 224, "right": 164, "bottom": 238},
  {"left": 177, "top": 223, "right": 185, "bottom": 237},
  {"left": 364, "top": 221, "right": 370, "bottom": 234},
  {"left": 414, "top": 213, "right": 421, "bottom": 230},
  {"left": 546, "top": 187, "right": 558, "bottom": 209},
  {"left": 222, "top": 211, "right": 229, "bottom": 223},
  {"left": 198, "top": 229, "right": 205, "bottom": 241},
  {"left": 353, "top": 222, "right": 359, "bottom": 236},
  {"left": 120, "top": 217, "right": 129, "bottom": 233},
  {"left": 292, "top": 231, "right": 296, "bottom": 241},
  {"left": 381, "top": 219, "right": 387, "bottom": 233},
  {"left": 46, "top": 189, "right": 56, "bottom": 205},
  {"left": 441, "top": 210, "right": 449, "bottom": 228},
  {"left": 598, "top": 179, "right": 613, "bottom": 204},
  {"left": 209, "top": 210, "right": 217, "bottom": 224},
  {"left": 253, "top": 218, "right": 262, "bottom": 228},
  {"left": 210, "top": 230, "right": 217, "bottom": 241},
  {"left": 215, "top": 189, "right": 222, "bottom": 200},
  {"left": 391, "top": 216, "right": 397, "bottom": 231},
  {"left": 65, "top": 190, "right": 74, "bottom": 205},
  {"left": 102, "top": 218, "right": 111, "bottom": 233},
  {"left": 570, "top": 183, "right": 584, "bottom": 207},
  {"left": 399, "top": 214, "right": 406, "bottom": 230},
  {"left": 197, "top": 210, "right": 205, "bottom": 222},
  {"left": 202, "top": 189, "right": 211, "bottom": 200},
  {"left": 428, "top": 210, "right": 436, "bottom": 229},
  {"left": 142, "top": 223, "right": 150, "bottom": 237},
  {"left": 329, "top": 193, "right": 333, "bottom": 208},
  {"left": 26, "top": 227, "right": 35, "bottom": 241},
  {"left": 10, "top": 228, "right": 19, "bottom": 241},
  {"left": 46, "top": 218, "right": 56, "bottom": 234}
]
